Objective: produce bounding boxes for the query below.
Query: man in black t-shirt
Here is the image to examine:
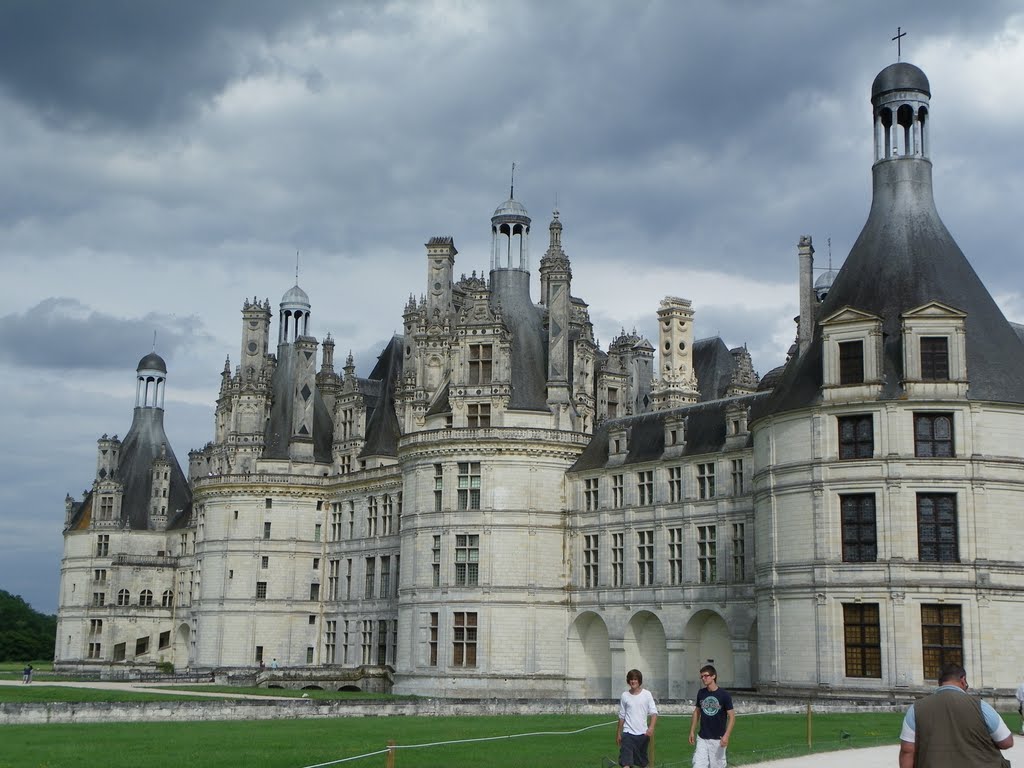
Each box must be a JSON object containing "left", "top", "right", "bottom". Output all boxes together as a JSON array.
[{"left": 688, "top": 664, "right": 735, "bottom": 767}]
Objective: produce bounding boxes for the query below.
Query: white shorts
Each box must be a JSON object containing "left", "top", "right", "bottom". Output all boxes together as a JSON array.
[{"left": 693, "top": 737, "right": 727, "bottom": 768}]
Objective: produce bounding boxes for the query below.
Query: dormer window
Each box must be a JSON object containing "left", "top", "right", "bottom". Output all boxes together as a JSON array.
[
  {"left": 839, "top": 341, "right": 865, "bottom": 385},
  {"left": 820, "top": 307, "right": 883, "bottom": 400},
  {"left": 901, "top": 302, "right": 967, "bottom": 397},
  {"left": 920, "top": 337, "right": 949, "bottom": 381}
]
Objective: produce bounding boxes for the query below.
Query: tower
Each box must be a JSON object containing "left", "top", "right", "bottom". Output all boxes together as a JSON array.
[
  {"left": 539, "top": 210, "right": 572, "bottom": 413},
  {"left": 651, "top": 297, "right": 699, "bottom": 409}
]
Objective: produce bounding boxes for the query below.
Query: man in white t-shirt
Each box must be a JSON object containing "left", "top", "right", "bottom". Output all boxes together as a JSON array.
[
  {"left": 1016, "top": 679, "right": 1024, "bottom": 736},
  {"left": 616, "top": 669, "right": 658, "bottom": 768}
]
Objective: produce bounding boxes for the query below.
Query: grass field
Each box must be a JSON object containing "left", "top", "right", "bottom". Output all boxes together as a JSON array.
[
  {"left": 0, "top": 711, "right": 907, "bottom": 768},
  {"left": 0, "top": 684, "right": 406, "bottom": 703}
]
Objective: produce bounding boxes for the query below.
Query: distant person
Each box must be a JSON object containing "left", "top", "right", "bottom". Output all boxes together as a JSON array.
[
  {"left": 616, "top": 668, "right": 658, "bottom": 768},
  {"left": 22, "top": 664, "right": 32, "bottom": 684},
  {"left": 689, "top": 664, "right": 735, "bottom": 768},
  {"left": 270, "top": 658, "right": 279, "bottom": 669},
  {"left": 898, "top": 662, "right": 1013, "bottom": 767},
  {"left": 1016, "top": 678, "right": 1024, "bottom": 736}
]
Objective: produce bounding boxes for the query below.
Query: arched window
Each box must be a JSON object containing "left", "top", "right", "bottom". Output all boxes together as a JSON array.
[
  {"left": 162, "top": 590, "right": 174, "bottom": 608},
  {"left": 117, "top": 589, "right": 130, "bottom": 606},
  {"left": 139, "top": 589, "right": 153, "bottom": 607}
]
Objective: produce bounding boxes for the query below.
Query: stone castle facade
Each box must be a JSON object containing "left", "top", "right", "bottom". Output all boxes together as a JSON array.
[{"left": 56, "top": 61, "right": 1024, "bottom": 699}]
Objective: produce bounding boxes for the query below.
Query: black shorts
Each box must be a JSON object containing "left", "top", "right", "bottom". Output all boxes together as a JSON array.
[{"left": 619, "top": 732, "right": 650, "bottom": 767}]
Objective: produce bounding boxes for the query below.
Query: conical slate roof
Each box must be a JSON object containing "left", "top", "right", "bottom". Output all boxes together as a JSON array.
[{"left": 764, "top": 63, "right": 1024, "bottom": 415}]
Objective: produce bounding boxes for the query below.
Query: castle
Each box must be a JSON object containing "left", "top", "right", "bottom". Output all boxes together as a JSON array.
[{"left": 56, "top": 60, "right": 1024, "bottom": 699}]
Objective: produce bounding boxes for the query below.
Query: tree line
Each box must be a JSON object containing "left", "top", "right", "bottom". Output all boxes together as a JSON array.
[{"left": 0, "top": 590, "right": 56, "bottom": 662}]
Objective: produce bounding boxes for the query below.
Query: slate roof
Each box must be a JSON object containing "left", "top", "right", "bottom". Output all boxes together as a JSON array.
[
  {"left": 359, "top": 335, "right": 404, "bottom": 458},
  {"left": 490, "top": 269, "right": 549, "bottom": 411},
  {"left": 569, "top": 392, "right": 770, "bottom": 472},
  {"left": 263, "top": 340, "right": 334, "bottom": 462}
]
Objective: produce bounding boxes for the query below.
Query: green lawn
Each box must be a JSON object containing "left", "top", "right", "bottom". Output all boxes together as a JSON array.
[
  {"left": 0, "top": 712, "right": 908, "bottom": 768},
  {"left": 0, "top": 685, "right": 216, "bottom": 703}
]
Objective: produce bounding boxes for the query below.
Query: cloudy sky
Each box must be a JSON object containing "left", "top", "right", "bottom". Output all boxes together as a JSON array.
[{"left": 2, "top": 1, "right": 1024, "bottom": 613}]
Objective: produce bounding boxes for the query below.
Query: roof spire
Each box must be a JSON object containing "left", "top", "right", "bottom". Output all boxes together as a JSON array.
[
  {"left": 510, "top": 162, "right": 516, "bottom": 199},
  {"left": 295, "top": 250, "right": 300, "bottom": 284}
]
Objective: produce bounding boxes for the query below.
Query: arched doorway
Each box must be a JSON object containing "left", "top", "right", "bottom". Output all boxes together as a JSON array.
[
  {"left": 624, "top": 611, "right": 668, "bottom": 698},
  {"left": 172, "top": 622, "right": 191, "bottom": 672},
  {"left": 683, "top": 611, "right": 736, "bottom": 691},
  {"left": 568, "top": 611, "right": 612, "bottom": 698}
]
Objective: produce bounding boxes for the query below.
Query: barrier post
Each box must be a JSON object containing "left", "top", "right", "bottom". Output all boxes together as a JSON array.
[
  {"left": 385, "top": 739, "right": 396, "bottom": 768},
  {"left": 806, "top": 702, "right": 813, "bottom": 750}
]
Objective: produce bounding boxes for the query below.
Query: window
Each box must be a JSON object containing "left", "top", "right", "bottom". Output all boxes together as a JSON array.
[
  {"left": 367, "top": 496, "right": 378, "bottom": 536},
  {"left": 342, "top": 622, "right": 350, "bottom": 664},
  {"left": 455, "top": 534, "right": 480, "bottom": 586},
  {"left": 361, "top": 620, "right": 373, "bottom": 664},
  {"left": 428, "top": 612, "right": 439, "bottom": 666},
  {"left": 920, "top": 337, "right": 950, "bottom": 381},
  {"left": 637, "top": 530, "right": 654, "bottom": 586},
  {"left": 843, "top": 603, "right": 882, "bottom": 678},
  {"left": 314, "top": 523, "right": 322, "bottom": 542},
  {"left": 921, "top": 604, "right": 963, "bottom": 680},
  {"left": 159, "top": 630, "right": 170, "bottom": 650},
  {"left": 612, "top": 474, "right": 623, "bottom": 507},
  {"left": 99, "top": 496, "right": 113, "bottom": 520},
  {"left": 89, "top": 619, "right": 103, "bottom": 636},
  {"left": 263, "top": 522, "right": 271, "bottom": 540},
  {"left": 838, "top": 415, "right": 874, "bottom": 459},
  {"left": 452, "top": 612, "right": 477, "bottom": 667},
  {"left": 113, "top": 642, "right": 126, "bottom": 661},
  {"left": 584, "top": 534, "right": 599, "bottom": 588},
  {"left": 307, "top": 646, "right": 315, "bottom": 664},
  {"left": 457, "top": 462, "right": 481, "bottom": 510},
  {"left": 668, "top": 467, "right": 682, "bottom": 503},
  {"left": 325, "top": 620, "right": 337, "bottom": 664},
  {"left": 161, "top": 590, "right": 173, "bottom": 607},
  {"left": 582, "top": 478, "right": 599, "bottom": 511},
  {"left": 88, "top": 642, "right": 102, "bottom": 659},
  {"left": 309, "top": 614, "right": 316, "bottom": 625},
  {"left": 117, "top": 589, "right": 130, "bottom": 606},
  {"left": 346, "top": 501, "right": 355, "bottom": 538},
  {"left": 607, "top": 387, "right": 619, "bottom": 419},
  {"left": 377, "top": 620, "right": 388, "bottom": 665},
  {"left": 256, "top": 581, "right": 267, "bottom": 599},
  {"left": 838, "top": 340, "right": 865, "bottom": 384},
  {"left": 731, "top": 459, "right": 744, "bottom": 495},
  {"left": 732, "top": 523, "right": 746, "bottom": 580},
  {"left": 331, "top": 504, "right": 343, "bottom": 541},
  {"left": 380, "top": 556, "right": 391, "bottom": 598},
  {"left": 841, "top": 494, "right": 877, "bottom": 563},
  {"left": 313, "top": 557, "right": 320, "bottom": 570},
  {"left": 255, "top": 645, "right": 264, "bottom": 663},
  {"left": 345, "top": 559, "right": 352, "bottom": 599},
  {"left": 697, "top": 463, "right": 716, "bottom": 499},
  {"left": 611, "top": 533, "right": 623, "bottom": 586},
  {"left": 915, "top": 413, "right": 954, "bottom": 458},
  {"left": 96, "top": 535, "right": 109, "bottom": 557},
  {"left": 637, "top": 471, "right": 653, "bottom": 505},
  {"left": 432, "top": 535, "right": 441, "bottom": 587},
  {"left": 698, "top": 525, "right": 717, "bottom": 583},
  {"left": 309, "top": 583, "right": 320, "bottom": 601},
  {"left": 93, "top": 568, "right": 107, "bottom": 583},
  {"left": 328, "top": 559, "right": 340, "bottom": 600},
  {"left": 135, "top": 636, "right": 149, "bottom": 656},
  {"left": 382, "top": 495, "right": 394, "bottom": 536},
  {"left": 93, "top": 592, "right": 106, "bottom": 607},
  {"left": 467, "top": 403, "right": 491, "bottom": 427},
  {"left": 468, "top": 344, "right": 492, "bottom": 385},
  {"left": 364, "top": 557, "right": 376, "bottom": 599},
  {"left": 918, "top": 493, "right": 958, "bottom": 562},
  {"left": 265, "top": 498, "right": 273, "bottom": 509},
  {"left": 669, "top": 528, "right": 683, "bottom": 585},
  {"left": 139, "top": 589, "right": 153, "bottom": 607},
  {"left": 261, "top": 556, "right": 269, "bottom": 569},
  {"left": 434, "top": 464, "right": 444, "bottom": 512}
]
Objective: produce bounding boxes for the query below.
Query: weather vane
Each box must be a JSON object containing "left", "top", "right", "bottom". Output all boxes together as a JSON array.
[{"left": 892, "top": 26, "right": 907, "bottom": 61}]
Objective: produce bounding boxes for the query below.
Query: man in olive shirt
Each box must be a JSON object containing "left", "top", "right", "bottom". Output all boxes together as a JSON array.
[{"left": 899, "top": 663, "right": 1013, "bottom": 767}]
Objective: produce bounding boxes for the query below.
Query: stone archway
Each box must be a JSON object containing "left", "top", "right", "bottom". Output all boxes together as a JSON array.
[
  {"left": 623, "top": 611, "right": 668, "bottom": 698},
  {"left": 172, "top": 622, "right": 191, "bottom": 672},
  {"left": 683, "top": 610, "right": 736, "bottom": 691},
  {"left": 568, "top": 611, "right": 612, "bottom": 698}
]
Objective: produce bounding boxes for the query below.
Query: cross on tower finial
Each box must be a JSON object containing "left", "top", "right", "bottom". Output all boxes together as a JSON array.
[{"left": 892, "top": 26, "right": 907, "bottom": 61}]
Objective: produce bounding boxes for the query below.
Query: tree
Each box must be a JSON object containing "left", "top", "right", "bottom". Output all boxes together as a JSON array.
[{"left": 0, "top": 590, "right": 56, "bottom": 661}]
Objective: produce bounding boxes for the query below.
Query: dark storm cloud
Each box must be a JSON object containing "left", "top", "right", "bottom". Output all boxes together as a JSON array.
[
  {"left": 0, "top": 0, "right": 344, "bottom": 130},
  {"left": 0, "top": 298, "right": 207, "bottom": 369}
]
